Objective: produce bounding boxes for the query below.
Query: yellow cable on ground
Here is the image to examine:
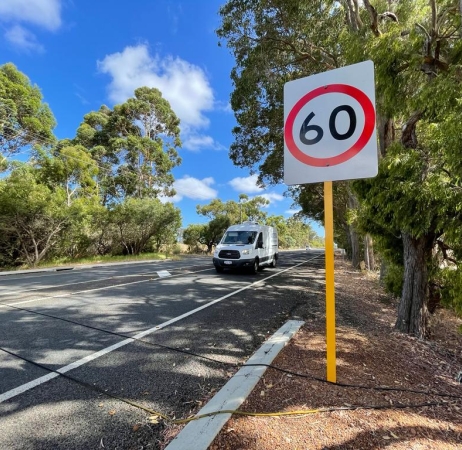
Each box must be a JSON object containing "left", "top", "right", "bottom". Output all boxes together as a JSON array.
[
  {"left": 164, "top": 401, "right": 442, "bottom": 425},
  {"left": 171, "top": 408, "right": 323, "bottom": 424}
]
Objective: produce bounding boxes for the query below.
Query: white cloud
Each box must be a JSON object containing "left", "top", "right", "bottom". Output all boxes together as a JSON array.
[
  {"left": 183, "top": 134, "right": 226, "bottom": 152},
  {"left": 0, "top": 0, "right": 62, "bottom": 52},
  {"left": 214, "top": 100, "right": 233, "bottom": 113},
  {"left": 171, "top": 176, "right": 218, "bottom": 201},
  {"left": 4, "top": 25, "right": 43, "bottom": 53},
  {"left": 285, "top": 209, "right": 301, "bottom": 215},
  {"left": 228, "top": 175, "right": 284, "bottom": 205},
  {"left": 97, "top": 45, "right": 215, "bottom": 130},
  {"left": 228, "top": 174, "right": 263, "bottom": 194},
  {"left": 260, "top": 192, "right": 284, "bottom": 204},
  {"left": 0, "top": 0, "right": 62, "bottom": 30}
]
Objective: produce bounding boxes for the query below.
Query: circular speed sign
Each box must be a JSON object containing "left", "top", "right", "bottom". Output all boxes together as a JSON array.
[{"left": 284, "top": 84, "right": 376, "bottom": 167}]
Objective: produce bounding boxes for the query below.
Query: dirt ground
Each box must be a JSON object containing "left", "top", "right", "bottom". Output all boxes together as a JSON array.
[{"left": 208, "top": 258, "right": 462, "bottom": 450}]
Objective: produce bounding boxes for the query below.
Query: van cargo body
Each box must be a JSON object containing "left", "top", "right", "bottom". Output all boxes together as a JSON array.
[{"left": 213, "top": 222, "right": 278, "bottom": 273}]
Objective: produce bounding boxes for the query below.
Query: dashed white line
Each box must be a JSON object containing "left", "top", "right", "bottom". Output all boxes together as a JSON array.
[
  {"left": 0, "top": 268, "right": 211, "bottom": 308},
  {"left": 157, "top": 270, "right": 171, "bottom": 277}
]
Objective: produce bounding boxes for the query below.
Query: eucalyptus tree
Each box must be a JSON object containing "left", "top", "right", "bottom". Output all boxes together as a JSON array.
[
  {"left": 110, "top": 198, "right": 181, "bottom": 255},
  {"left": 76, "top": 87, "right": 182, "bottom": 202},
  {"left": 110, "top": 87, "right": 182, "bottom": 199},
  {"left": 35, "top": 139, "right": 99, "bottom": 206},
  {"left": 0, "top": 63, "right": 55, "bottom": 159},
  {"left": 196, "top": 198, "right": 240, "bottom": 223},
  {"left": 196, "top": 196, "right": 269, "bottom": 224},
  {"left": 76, "top": 105, "right": 117, "bottom": 204},
  {"left": 182, "top": 224, "right": 206, "bottom": 253},
  {"left": 217, "top": 1, "right": 362, "bottom": 261},
  {"left": 0, "top": 165, "right": 72, "bottom": 267},
  {"left": 183, "top": 216, "right": 232, "bottom": 254},
  {"left": 218, "top": 0, "right": 462, "bottom": 338}
]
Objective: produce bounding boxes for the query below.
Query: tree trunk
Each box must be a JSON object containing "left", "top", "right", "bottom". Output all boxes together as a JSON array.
[
  {"left": 377, "top": 115, "right": 395, "bottom": 158},
  {"left": 347, "top": 190, "right": 361, "bottom": 268},
  {"left": 364, "top": 234, "right": 375, "bottom": 271},
  {"left": 349, "top": 226, "right": 361, "bottom": 268},
  {"left": 379, "top": 260, "right": 388, "bottom": 283},
  {"left": 395, "top": 232, "right": 434, "bottom": 339}
]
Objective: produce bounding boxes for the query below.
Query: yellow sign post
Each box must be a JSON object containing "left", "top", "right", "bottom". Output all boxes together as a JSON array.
[
  {"left": 283, "top": 61, "right": 377, "bottom": 384},
  {"left": 324, "top": 181, "right": 336, "bottom": 382}
]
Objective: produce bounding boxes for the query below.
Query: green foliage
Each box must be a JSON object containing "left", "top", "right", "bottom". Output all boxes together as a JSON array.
[
  {"left": 35, "top": 140, "right": 99, "bottom": 205},
  {"left": 0, "top": 165, "right": 72, "bottom": 267},
  {"left": 183, "top": 224, "right": 207, "bottom": 253},
  {"left": 440, "top": 268, "right": 462, "bottom": 316},
  {"left": 75, "top": 87, "right": 182, "bottom": 202},
  {"left": 201, "top": 216, "right": 232, "bottom": 253},
  {"left": 0, "top": 63, "right": 56, "bottom": 157},
  {"left": 382, "top": 262, "right": 404, "bottom": 299},
  {"left": 196, "top": 195, "right": 269, "bottom": 224},
  {"left": 218, "top": 0, "right": 462, "bottom": 332},
  {"left": 0, "top": 65, "right": 185, "bottom": 268},
  {"left": 109, "top": 198, "right": 181, "bottom": 255},
  {"left": 183, "top": 216, "right": 231, "bottom": 254}
]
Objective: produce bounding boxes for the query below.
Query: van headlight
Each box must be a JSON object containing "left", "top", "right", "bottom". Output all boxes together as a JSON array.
[{"left": 241, "top": 249, "right": 250, "bottom": 255}]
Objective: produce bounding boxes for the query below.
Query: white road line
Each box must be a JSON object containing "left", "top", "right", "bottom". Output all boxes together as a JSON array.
[
  {"left": 157, "top": 270, "right": 171, "bottom": 277},
  {"left": 166, "top": 320, "right": 305, "bottom": 450},
  {"left": 0, "top": 258, "right": 319, "bottom": 403},
  {"left": 0, "top": 268, "right": 190, "bottom": 297},
  {"left": 0, "top": 268, "right": 212, "bottom": 308}
]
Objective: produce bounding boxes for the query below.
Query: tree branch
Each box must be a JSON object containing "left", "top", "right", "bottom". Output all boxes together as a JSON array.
[
  {"left": 436, "top": 239, "right": 458, "bottom": 265},
  {"left": 363, "top": 0, "right": 381, "bottom": 36},
  {"left": 401, "top": 111, "right": 422, "bottom": 149}
]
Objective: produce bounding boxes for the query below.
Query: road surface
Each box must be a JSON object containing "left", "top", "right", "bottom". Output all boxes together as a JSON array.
[{"left": 0, "top": 250, "right": 324, "bottom": 449}]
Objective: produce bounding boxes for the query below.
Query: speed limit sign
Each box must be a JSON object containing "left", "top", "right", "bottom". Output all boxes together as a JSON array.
[{"left": 284, "top": 61, "right": 378, "bottom": 185}]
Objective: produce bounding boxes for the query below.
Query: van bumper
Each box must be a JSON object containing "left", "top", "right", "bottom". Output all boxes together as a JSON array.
[{"left": 213, "top": 257, "right": 254, "bottom": 269}]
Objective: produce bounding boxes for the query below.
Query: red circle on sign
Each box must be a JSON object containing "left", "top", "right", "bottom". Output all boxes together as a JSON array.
[{"left": 284, "top": 84, "right": 375, "bottom": 167}]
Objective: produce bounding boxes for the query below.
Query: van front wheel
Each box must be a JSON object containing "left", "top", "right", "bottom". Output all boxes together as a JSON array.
[{"left": 251, "top": 258, "right": 259, "bottom": 274}]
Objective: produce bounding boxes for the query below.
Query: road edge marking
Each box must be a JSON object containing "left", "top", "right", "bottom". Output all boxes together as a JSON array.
[{"left": 165, "top": 320, "right": 305, "bottom": 450}]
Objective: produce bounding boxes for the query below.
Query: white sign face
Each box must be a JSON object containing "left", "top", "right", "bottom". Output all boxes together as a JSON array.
[{"left": 284, "top": 61, "right": 378, "bottom": 185}]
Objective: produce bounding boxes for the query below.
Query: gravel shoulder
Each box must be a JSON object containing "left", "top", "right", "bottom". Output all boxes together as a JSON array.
[{"left": 209, "top": 258, "right": 462, "bottom": 450}]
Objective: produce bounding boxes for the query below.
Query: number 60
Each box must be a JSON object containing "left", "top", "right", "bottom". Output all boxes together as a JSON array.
[{"left": 299, "top": 105, "right": 357, "bottom": 146}]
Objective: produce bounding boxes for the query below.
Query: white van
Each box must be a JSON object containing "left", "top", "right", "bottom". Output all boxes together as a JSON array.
[{"left": 213, "top": 222, "right": 278, "bottom": 273}]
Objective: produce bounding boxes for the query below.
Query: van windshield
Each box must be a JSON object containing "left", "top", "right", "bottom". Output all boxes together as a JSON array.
[{"left": 222, "top": 231, "right": 258, "bottom": 245}]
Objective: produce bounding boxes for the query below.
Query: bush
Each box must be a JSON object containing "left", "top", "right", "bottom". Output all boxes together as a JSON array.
[{"left": 382, "top": 262, "right": 404, "bottom": 298}]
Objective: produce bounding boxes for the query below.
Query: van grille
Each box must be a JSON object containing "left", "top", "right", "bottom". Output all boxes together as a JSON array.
[{"left": 218, "top": 250, "right": 240, "bottom": 259}]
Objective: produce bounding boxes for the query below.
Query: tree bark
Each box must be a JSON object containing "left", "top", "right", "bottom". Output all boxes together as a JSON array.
[
  {"left": 379, "top": 260, "right": 388, "bottom": 283},
  {"left": 347, "top": 190, "right": 361, "bottom": 268},
  {"left": 364, "top": 234, "right": 375, "bottom": 271},
  {"left": 395, "top": 232, "right": 434, "bottom": 339},
  {"left": 377, "top": 115, "right": 395, "bottom": 158}
]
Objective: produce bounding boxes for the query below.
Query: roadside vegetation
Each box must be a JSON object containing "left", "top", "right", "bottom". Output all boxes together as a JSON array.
[
  {"left": 2, "top": 0, "right": 461, "bottom": 340},
  {"left": 0, "top": 63, "right": 322, "bottom": 272},
  {"left": 217, "top": 0, "right": 462, "bottom": 337}
]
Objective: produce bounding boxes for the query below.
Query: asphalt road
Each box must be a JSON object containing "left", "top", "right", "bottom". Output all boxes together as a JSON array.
[{"left": 0, "top": 250, "right": 325, "bottom": 449}]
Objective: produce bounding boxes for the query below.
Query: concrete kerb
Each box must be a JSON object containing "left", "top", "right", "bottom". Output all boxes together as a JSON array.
[{"left": 166, "top": 319, "right": 305, "bottom": 450}]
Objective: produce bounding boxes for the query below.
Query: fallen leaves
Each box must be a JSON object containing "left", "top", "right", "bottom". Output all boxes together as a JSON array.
[{"left": 209, "top": 259, "right": 462, "bottom": 450}]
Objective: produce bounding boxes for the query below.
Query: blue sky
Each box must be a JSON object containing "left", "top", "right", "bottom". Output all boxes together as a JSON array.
[{"left": 0, "top": 0, "right": 324, "bottom": 236}]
